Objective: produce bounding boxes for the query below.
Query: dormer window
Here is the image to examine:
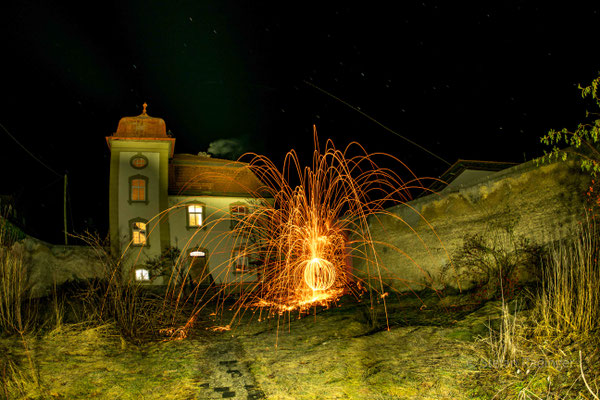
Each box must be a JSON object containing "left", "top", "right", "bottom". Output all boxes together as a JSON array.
[
  {"left": 130, "top": 154, "right": 148, "bottom": 169},
  {"left": 129, "top": 175, "right": 148, "bottom": 204}
]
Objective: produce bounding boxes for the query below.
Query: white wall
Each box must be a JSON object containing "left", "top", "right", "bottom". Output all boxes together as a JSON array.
[
  {"left": 118, "top": 151, "right": 163, "bottom": 275},
  {"left": 168, "top": 195, "right": 259, "bottom": 285}
]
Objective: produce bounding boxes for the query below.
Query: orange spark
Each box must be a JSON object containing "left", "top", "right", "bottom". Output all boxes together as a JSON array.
[{"left": 142, "top": 125, "right": 455, "bottom": 332}]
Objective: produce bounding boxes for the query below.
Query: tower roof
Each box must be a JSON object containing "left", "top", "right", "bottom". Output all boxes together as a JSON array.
[{"left": 114, "top": 103, "right": 168, "bottom": 138}]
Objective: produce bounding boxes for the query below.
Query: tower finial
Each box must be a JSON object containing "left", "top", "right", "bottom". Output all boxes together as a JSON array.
[{"left": 142, "top": 102, "right": 148, "bottom": 115}]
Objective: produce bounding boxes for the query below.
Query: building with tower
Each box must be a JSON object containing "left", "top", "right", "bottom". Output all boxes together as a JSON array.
[{"left": 106, "top": 104, "right": 265, "bottom": 287}]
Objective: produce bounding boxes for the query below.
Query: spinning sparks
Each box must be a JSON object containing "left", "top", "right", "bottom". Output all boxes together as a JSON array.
[
  {"left": 127, "top": 126, "right": 450, "bottom": 333},
  {"left": 199, "top": 126, "right": 440, "bottom": 321}
]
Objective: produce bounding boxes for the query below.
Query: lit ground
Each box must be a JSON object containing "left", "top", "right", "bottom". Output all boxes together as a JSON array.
[{"left": 0, "top": 291, "right": 592, "bottom": 399}]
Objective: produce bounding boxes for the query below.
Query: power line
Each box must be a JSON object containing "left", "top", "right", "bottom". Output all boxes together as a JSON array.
[
  {"left": 303, "top": 80, "right": 451, "bottom": 166},
  {"left": 38, "top": 175, "right": 65, "bottom": 193},
  {"left": 0, "top": 122, "right": 63, "bottom": 177}
]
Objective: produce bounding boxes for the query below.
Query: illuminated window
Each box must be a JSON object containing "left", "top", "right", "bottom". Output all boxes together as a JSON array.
[
  {"left": 232, "top": 248, "right": 248, "bottom": 274},
  {"left": 129, "top": 175, "right": 148, "bottom": 203},
  {"left": 230, "top": 204, "right": 248, "bottom": 229},
  {"left": 130, "top": 155, "right": 148, "bottom": 169},
  {"left": 135, "top": 268, "right": 150, "bottom": 281},
  {"left": 132, "top": 221, "right": 147, "bottom": 245},
  {"left": 131, "top": 179, "right": 146, "bottom": 201},
  {"left": 187, "top": 204, "right": 203, "bottom": 227}
]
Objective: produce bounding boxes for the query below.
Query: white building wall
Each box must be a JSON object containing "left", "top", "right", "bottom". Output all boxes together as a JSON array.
[
  {"left": 117, "top": 151, "right": 163, "bottom": 273},
  {"left": 168, "top": 195, "right": 259, "bottom": 285}
]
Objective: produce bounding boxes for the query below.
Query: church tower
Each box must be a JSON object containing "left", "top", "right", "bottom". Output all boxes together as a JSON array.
[{"left": 106, "top": 103, "right": 175, "bottom": 274}]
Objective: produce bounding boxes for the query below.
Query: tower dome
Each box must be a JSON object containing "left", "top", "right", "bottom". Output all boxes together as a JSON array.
[{"left": 114, "top": 103, "right": 168, "bottom": 138}]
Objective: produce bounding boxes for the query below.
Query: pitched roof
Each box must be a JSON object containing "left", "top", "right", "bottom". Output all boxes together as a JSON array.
[
  {"left": 168, "top": 154, "right": 269, "bottom": 197},
  {"left": 424, "top": 159, "right": 518, "bottom": 195},
  {"left": 440, "top": 159, "right": 518, "bottom": 181}
]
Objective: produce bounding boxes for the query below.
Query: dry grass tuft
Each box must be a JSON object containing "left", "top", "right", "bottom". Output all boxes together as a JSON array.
[
  {"left": 534, "top": 225, "right": 600, "bottom": 342},
  {"left": 477, "top": 220, "right": 600, "bottom": 398},
  {"left": 480, "top": 299, "right": 522, "bottom": 371},
  {"left": 0, "top": 218, "right": 34, "bottom": 335}
]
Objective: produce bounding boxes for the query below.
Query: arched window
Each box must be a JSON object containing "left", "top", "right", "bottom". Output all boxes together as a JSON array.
[
  {"left": 189, "top": 248, "right": 212, "bottom": 284},
  {"left": 129, "top": 218, "right": 148, "bottom": 246},
  {"left": 129, "top": 175, "right": 148, "bottom": 204}
]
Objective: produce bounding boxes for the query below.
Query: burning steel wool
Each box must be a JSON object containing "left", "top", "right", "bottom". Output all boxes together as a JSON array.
[
  {"left": 154, "top": 127, "right": 447, "bottom": 334},
  {"left": 216, "top": 128, "right": 431, "bottom": 319}
]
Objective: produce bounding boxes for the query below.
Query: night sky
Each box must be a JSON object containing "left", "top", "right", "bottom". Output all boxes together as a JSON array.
[{"left": 2, "top": 1, "right": 600, "bottom": 243}]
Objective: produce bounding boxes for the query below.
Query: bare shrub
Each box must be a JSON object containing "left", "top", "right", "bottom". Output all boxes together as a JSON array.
[
  {"left": 70, "top": 232, "right": 162, "bottom": 343},
  {"left": 447, "top": 230, "right": 543, "bottom": 302}
]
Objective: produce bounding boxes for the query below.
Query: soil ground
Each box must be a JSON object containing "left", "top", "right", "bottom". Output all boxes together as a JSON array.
[{"left": 0, "top": 290, "right": 591, "bottom": 399}]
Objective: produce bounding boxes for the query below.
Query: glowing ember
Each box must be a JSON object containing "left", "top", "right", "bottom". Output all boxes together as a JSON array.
[
  {"left": 253, "top": 287, "right": 344, "bottom": 314},
  {"left": 209, "top": 325, "right": 231, "bottom": 332}
]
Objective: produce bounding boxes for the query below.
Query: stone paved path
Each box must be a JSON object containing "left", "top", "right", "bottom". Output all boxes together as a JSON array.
[{"left": 195, "top": 338, "right": 266, "bottom": 400}]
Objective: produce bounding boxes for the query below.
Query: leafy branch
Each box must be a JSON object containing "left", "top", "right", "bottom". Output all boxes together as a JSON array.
[{"left": 539, "top": 74, "right": 600, "bottom": 175}]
